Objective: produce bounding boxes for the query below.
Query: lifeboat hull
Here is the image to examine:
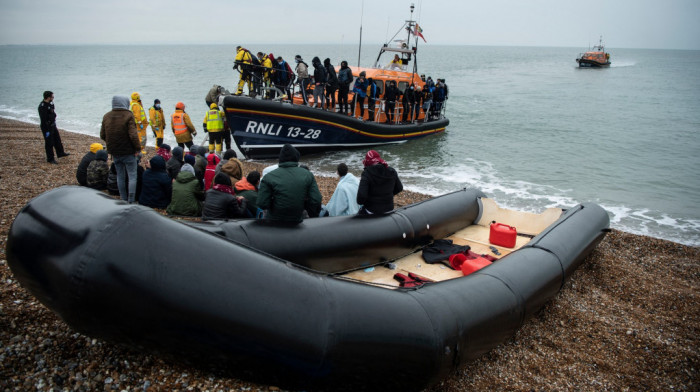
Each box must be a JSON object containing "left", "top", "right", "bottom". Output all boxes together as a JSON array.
[{"left": 223, "top": 95, "right": 449, "bottom": 159}]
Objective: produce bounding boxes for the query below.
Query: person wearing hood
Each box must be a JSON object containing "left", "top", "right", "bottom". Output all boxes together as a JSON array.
[
  {"left": 352, "top": 71, "right": 368, "bottom": 119},
  {"left": 257, "top": 144, "right": 321, "bottom": 224},
  {"left": 101, "top": 95, "right": 141, "bottom": 203},
  {"left": 192, "top": 146, "right": 207, "bottom": 181},
  {"left": 130, "top": 92, "right": 149, "bottom": 155},
  {"left": 149, "top": 98, "right": 166, "bottom": 148},
  {"left": 215, "top": 149, "right": 237, "bottom": 176},
  {"left": 202, "top": 172, "right": 248, "bottom": 220},
  {"left": 294, "top": 55, "right": 310, "bottom": 105},
  {"left": 322, "top": 163, "right": 361, "bottom": 217},
  {"left": 86, "top": 149, "right": 109, "bottom": 190},
  {"left": 235, "top": 170, "right": 260, "bottom": 217},
  {"left": 311, "top": 57, "right": 327, "bottom": 109},
  {"left": 167, "top": 163, "right": 204, "bottom": 216},
  {"left": 166, "top": 146, "right": 184, "bottom": 180},
  {"left": 220, "top": 155, "right": 243, "bottom": 187},
  {"left": 323, "top": 58, "right": 339, "bottom": 111},
  {"left": 203, "top": 153, "right": 221, "bottom": 191},
  {"left": 337, "top": 60, "right": 353, "bottom": 115},
  {"left": 140, "top": 155, "right": 172, "bottom": 209},
  {"left": 76, "top": 143, "right": 103, "bottom": 186},
  {"left": 357, "top": 150, "right": 403, "bottom": 215},
  {"left": 171, "top": 101, "right": 197, "bottom": 150}
]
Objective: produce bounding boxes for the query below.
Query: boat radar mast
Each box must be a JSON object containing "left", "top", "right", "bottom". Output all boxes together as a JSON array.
[{"left": 373, "top": 3, "right": 421, "bottom": 76}]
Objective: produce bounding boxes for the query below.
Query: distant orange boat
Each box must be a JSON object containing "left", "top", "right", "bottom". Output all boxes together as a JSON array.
[{"left": 576, "top": 36, "right": 611, "bottom": 68}]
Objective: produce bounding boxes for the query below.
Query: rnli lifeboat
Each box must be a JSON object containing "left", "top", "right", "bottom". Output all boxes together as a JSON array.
[
  {"left": 222, "top": 5, "right": 449, "bottom": 159},
  {"left": 576, "top": 36, "right": 611, "bottom": 68}
]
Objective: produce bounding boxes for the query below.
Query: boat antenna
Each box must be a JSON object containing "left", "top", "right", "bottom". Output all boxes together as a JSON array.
[{"left": 357, "top": 0, "right": 364, "bottom": 68}]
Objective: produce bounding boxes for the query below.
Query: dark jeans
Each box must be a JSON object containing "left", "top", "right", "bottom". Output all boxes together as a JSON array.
[
  {"left": 325, "top": 85, "right": 337, "bottom": 110},
  {"left": 367, "top": 98, "right": 376, "bottom": 121},
  {"left": 354, "top": 96, "right": 366, "bottom": 117},
  {"left": 338, "top": 85, "right": 350, "bottom": 113},
  {"left": 386, "top": 101, "right": 396, "bottom": 123}
]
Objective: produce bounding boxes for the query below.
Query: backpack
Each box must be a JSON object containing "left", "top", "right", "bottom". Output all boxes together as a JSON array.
[{"left": 249, "top": 51, "right": 261, "bottom": 67}]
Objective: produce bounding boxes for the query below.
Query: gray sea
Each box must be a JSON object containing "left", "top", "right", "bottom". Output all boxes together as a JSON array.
[{"left": 1, "top": 44, "right": 699, "bottom": 246}]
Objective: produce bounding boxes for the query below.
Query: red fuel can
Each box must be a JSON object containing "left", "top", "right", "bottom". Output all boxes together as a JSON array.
[{"left": 489, "top": 222, "right": 517, "bottom": 248}]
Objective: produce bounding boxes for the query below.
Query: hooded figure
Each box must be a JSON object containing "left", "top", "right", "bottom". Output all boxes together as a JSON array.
[
  {"left": 311, "top": 56, "right": 327, "bottom": 108},
  {"left": 203, "top": 153, "right": 221, "bottom": 191},
  {"left": 156, "top": 143, "right": 172, "bottom": 162},
  {"left": 167, "top": 162, "right": 204, "bottom": 217},
  {"left": 202, "top": 172, "right": 248, "bottom": 220},
  {"left": 139, "top": 155, "right": 172, "bottom": 209},
  {"left": 357, "top": 150, "right": 403, "bottom": 215},
  {"left": 86, "top": 149, "right": 109, "bottom": 190},
  {"left": 256, "top": 144, "right": 322, "bottom": 223},
  {"left": 76, "top": 143, "right": 104, "bottom": 186},
  {"left": 166, "top": 146, "right": 184, "bottom": 180}
]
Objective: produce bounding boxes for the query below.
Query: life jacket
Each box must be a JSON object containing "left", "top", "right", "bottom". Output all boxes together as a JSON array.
[
  {"left": 172, "top": 111, "right": 188, "bottom": 135},
  {"left": 130, "top": 101, "right": 147, "bottom": 125},
  {"left": 205, "top": 109, "right": 224, "bottom": 132}
]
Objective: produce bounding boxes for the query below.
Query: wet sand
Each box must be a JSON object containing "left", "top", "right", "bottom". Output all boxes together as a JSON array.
[{"left": 0, "top": 117, "right": 697, "bottom": 391}]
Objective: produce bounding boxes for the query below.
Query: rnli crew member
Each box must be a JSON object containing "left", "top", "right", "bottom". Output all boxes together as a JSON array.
[
  {"left": 38, "top": 90, "right": 69, "bottom": 164},
  {"left": 257, "top": 52, "right": 274, "bottom": 99},
  {"left": 203, "top": 103, "right": 225, "bottom": 154},
  {"left": 171, "top": 102, "right": 197, "bottom": 150},
  {"left": 294, "top": 55, "right": 310, "bottom": 105},
  {"left": 149, "top": 99, "right": 166, "bottom": 148},
  {"left": 233, "top": 46, "right": 254, "bottom": 96},
  {"left": 352, "top": 71, "right": 368, "bottom": 119},
  {"left": 130, "top": 92, "right": 149, "bottom": 154},
  {"left": 386, "top": 54, "right": 402, "bottom": 70}
]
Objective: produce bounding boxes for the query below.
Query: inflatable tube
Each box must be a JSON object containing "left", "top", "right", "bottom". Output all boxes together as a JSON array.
[{"left": 6, "top": 186, "right": 609, "bottom": 391}]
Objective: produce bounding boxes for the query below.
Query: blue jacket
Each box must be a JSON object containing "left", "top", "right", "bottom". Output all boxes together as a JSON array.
[
  {"left": 324, "top": 173, "right": 361, "bottom": 216},
  {"left": 140, "top": 155, "right": 172, "bottom": 209},
  {"left": 353, "top": 78, "right": 368, "bottom": 98}
]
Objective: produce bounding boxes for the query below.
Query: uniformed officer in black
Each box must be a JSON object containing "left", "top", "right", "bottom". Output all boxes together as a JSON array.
[{"left": 38, "top": 91, "right": 69, "bottom": 164}]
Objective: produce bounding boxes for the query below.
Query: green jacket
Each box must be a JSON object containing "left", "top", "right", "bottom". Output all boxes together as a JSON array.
[
  {"left": 257, "top": 162, "right": 322, "bottom": 223},
  {"left": 166, "top": 171, "right": 203, "bottom": 216}
]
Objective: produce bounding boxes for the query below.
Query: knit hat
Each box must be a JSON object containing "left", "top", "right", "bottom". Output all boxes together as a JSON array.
[
  {"left": 95, "top": 150, "right": 108, "bottom": 161},
  {"left": 180, "top": 163, "right": 195, "bottom": 176},
  {"left": 279, "top": 144, "right": 300, "bottom": 163},
  {"left": 222, "top": 149, "right": 237, "bottom": 160},
  {"left": 172, "top": 146, "right": 184, "bottom": 161},
  {"left": 89, "top": 143, "right": 104, "bottom": 154},
  {"left": 213, "top": 172, "right": 232, "bottom": 187},
  {"left": 184, "top": 154, "right": 196, "bottom": 166}
]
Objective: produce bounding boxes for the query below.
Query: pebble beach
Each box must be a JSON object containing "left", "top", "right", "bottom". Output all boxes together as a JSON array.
[{"left": 1, "top": 117, "right": 698, "bottom": 391}]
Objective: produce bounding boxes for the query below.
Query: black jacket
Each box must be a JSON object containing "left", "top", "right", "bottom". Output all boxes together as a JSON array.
[
  {"left": 202, "top": 189, "right": 247, "bottom": 220},
  {"left": 312, "top": 58, "right": 327, "bottom": 84},
  {"left": 385, "top": 85, "right": 399, "bottom": 103},
  {"left": 140, "top": 156, "right": 172, "bottom": 209},
  {"left": 357, "top": 164, "right": 403, "bottom": 214},
  {"left": 324, "top": 60, "right": 339, "bottom": 88},
  {"left": 76, "top": 152, "right": 96, "bottom": 186}
]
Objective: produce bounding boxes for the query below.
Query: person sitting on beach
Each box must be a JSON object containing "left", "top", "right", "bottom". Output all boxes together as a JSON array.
[
  {"left": 86, "top": 150, "right": 109, "bottom": 190},
  {"left": 76, "top": 143, "right": 103, "bottom": 186},
  {"left": 357, "top": 150, "right": 403, "bottom": 215},
  {"left": 156, "top": 143, "right": 172, "bottom": 162},
  {"left": 166, "top": 164, "right": 204, "bottom": 216},
  {"left": 215, "top": 149, "right": 237, "bottom": 176},
  {"left": 321, "top": 163, "right": 361, "bottom": 217},
  {"left": 139, "top": 155, "right": 172, "bottom": 210},
  {"left": 202, "top": 173, "right": 248, "bottom": 220},
  {"left": 107, "top": 162, "right": 119, "bottom": 196},
  {"left": 192, "top": 145, "right": 207, "bottom": 181},
  {"left": 166, "top": 146, "right": 184, "bottom": 180},
  {"left": 257, "top": 144, "right": 322, "bottom": 224},
  {"left": 235, "top": 170, "right": 261, "bottom": 218},
  {"left": 220, "top": 155, "right": 243, "bottom": 188},
  {"left": 203, "top": 153, "right": 221, "bottom": 191}
]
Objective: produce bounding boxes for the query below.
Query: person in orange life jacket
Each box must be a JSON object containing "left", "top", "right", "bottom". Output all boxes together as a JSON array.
[
  {"left": 357, "top": 150, "right": 403, "bottom": 215},
  {"left": 203, "top": 153, "right": 221, "bottom": 191},
  {"left": 76, "top": 143, "right": 104, "bottom": 186},
  {"left": 38, "top": 91, "right": 69, "bottom": 164},
  {"left": 202, "top": 172, "right": 248, "bottom": 220},
  {"left": 149, "top": 99, "right": 166, "bottom": 148},
  {"left": 171, "top": 102, "right": 197, "bottom": 150},
  {"left": 130, "top": 92, "right": 149, "bottom": 155},
  {"left": 311, "top": 57, "right": 327, "bottom": 109},
  {"left": 235, "top": 170, "right": 260, "bottom": 217},
  {"left": 366, "top": 78, "right": 378, "bottom": 122},
  {"left": 384, "top": 81, "right": 400, "bottom": 124},
  {"left": 352, "top": 71, "right": 368, "bottom": 119},
  {"left": 202, "top": 103, "right": 225, "bottom": 154},
  {"left": 323, "top": 58, "right": 339, "bottom": 111}
]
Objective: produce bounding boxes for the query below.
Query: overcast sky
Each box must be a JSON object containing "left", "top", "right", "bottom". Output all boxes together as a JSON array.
[{"left": 1, "top": 0, "right": 698, "bottom": 50}]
